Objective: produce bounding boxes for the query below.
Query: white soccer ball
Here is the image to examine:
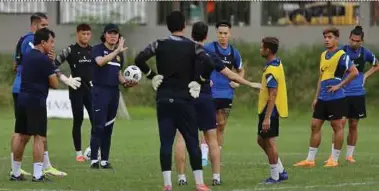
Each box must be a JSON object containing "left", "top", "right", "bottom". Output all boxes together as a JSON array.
[
  {"left": 83, "top": 146, "right": 101, "bottom": 161},
  {"left": 123, "top": 65, "right": 142, "bottom": 82}
]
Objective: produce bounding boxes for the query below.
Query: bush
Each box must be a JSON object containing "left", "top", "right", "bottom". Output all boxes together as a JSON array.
[{"left": 1, "top": 43, "right": 379, "bottom": 112}]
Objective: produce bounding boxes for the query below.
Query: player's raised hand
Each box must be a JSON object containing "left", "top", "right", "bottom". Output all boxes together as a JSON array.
[
  {"left": 117, "top": 37, "right": 128, "bottom": 52},
  {"left": 250, "top": 82, "right": 262, "bottom": 90},
  {"left": 48, "top": 50, "right": 56, "bottom": 60},
  {"left": 123, "top": 79, "right": 138, "bottom": 88}
]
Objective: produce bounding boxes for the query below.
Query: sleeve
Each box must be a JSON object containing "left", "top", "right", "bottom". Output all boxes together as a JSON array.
[
  {"left": 43, "top": 56, "right": 55, "bottom": 78},
  {"left": 364, "top": 48, "right": 377, "bottom": 66},
  {"left": 265, "top": 73, "right": 278, "bottom": 88},
  {"left": 338, "top": 53, "right": 353, "bottom": 71},
  {"left": 54, "top": 46, "right": 71, "bottom": 68},
  {"left": 91, "top": 45, "right": 103, "bottom": 60},
  {"left": 135, "top": 40, "right": 158, "bottom": 79},
  {"left": 234, "top": 49, "right": 243, "bottom": 70},
  {"left": 21, "top": 36, "right": 34, "bottom": 54},
  {"left": 209, "top": 52, "right": 226, "bottom": 72}
]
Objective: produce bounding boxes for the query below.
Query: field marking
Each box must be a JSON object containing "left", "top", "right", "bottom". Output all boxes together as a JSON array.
[{"left": 232, "top": 181, "right": 379, "bottom": 191}]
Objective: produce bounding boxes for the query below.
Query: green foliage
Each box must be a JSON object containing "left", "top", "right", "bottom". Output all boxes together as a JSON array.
[{"left": 1, "top": 43, "right": 379, "bottom": 111}]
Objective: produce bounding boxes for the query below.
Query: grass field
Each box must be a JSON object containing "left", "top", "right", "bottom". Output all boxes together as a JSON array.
[{"left": 0, "top": 107, "right": 379, "bottom": 191}]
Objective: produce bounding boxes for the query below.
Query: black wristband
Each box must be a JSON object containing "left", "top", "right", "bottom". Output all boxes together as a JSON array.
[{"left": 146, "top": 71, "right": 157, "bottom": 80}]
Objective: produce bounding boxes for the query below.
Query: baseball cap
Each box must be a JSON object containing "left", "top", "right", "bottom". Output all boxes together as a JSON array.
[{"left": 103, "top": 23, "right": 120, "bottom": 34}]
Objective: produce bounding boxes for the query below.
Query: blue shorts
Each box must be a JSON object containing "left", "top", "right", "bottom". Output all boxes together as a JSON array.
[{"left": 194, "top": 93, "right": 217, "bottom": 131}]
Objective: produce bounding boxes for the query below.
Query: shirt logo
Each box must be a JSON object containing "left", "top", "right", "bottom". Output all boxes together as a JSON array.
[
  {"left": 104, "top": 51, "right": 108, "bottom": 55},
  {"left": 79, "top": 55, "right": 92, "bottom": 63}
]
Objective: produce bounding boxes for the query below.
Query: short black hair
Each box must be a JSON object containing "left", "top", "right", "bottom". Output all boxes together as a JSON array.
[
  {"left": 262, "top": 37, "right": 279, "bottom": 54},
  {"left": 323, "top": 27, "right": 339, "bottom": 38},
  {"left": 350, "top": 25, "right": 364, "bottom": 40},
  {"left": 166, "top": 11, "right": 185, "bottom": 33},
  {"left": 76, "top": 23, "right": 91, "bottom": 32},
  {"left": 34, "top": 28, "right": 55, "bottom": 45},
  {"left": 30, "top": 12, "right": 47, "bottom": 25},
  {"left": 216, "top": 20, "right": 231, "bottom": 29},
  {"left": 192, "top": 21, "right": 208, "bottom": 42}
]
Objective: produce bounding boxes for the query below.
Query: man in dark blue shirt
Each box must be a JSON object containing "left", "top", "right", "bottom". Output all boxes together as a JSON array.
[
  {"left": 135, "top": 12, "right": 211, "bottom": 191},
  {"left": 11, "top": 28, "right": 58, "bottom": 182},
  {"left": 10, "top": 12, "right": 67, "bottom": 178},
  {"left": 327, "top": 26, "right": 379, "bottom": 163},
  {"left": 89, "top": 23, "right": 136, "bottom": 169}
]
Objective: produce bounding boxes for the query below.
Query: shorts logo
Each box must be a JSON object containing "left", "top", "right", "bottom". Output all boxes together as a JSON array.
[
  {"left": 359, "top": 114, "right": 364, "bottom": 117},
  {"left": 169, "top": 98, "right": 174, "bottom": 103},
  {"left": 328, "top": 115, "right": 334, "bottom": 118}
]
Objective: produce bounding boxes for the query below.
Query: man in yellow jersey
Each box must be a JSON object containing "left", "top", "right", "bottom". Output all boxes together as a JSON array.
[
  {"left": 294, "top": 27, "right": 358, "bottom": 168},
  {"left": 257, "top": 37, "right": 288, "bottom": 184}
]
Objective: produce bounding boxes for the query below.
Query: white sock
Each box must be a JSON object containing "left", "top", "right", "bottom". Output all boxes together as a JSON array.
[
  {"left": 33, "top": 162, "right": 43, "bottom": 179},
  {"left": 76, "top": 151, "right": 83, "bottom": 157},
  {"left": 346, "top": 145, "right": 355, "bottom": 158},
  {"left": 11, "top": 153, "right": 14, "bottom": 166},
  {"left": 178, "top": 174, "right": 186, "bottom": 181},
  {"left": 193, "top": 170, "right": 204, "bottom": 185},
  {"left": 270, "top": 164, "right": 279, "bottom": 180},
  {"left": 331, "top": 143, "right": 334, "bottom": 154},
  {"left": 277, "top": 157, "right": 284, "bottom": 173},
  {"left": 332, "top": 149, "right": 341, "bottom": 162},
  {"left": 12, "top": 161, "right": 21, "bottom": 177},
  {"left": 91, "top": 160, "right": 98, "bottom": 165},
  {"left": 306, "top": 147, "right": 318, "bottom": 161},
  {"left": 43, "top": 151, "right": 52, "bottom": 170},
  {"left": 201, "top": 144, "right": 209, "bottom": 160},
  {"left": 100, "top": 160, "right": 108, "bottom": 166},
  {"left": 162, "top": 171, "right": 172, "bottom": 186},
  {"left": 213, "top": 173, "right": 220, "bottom": 181}
]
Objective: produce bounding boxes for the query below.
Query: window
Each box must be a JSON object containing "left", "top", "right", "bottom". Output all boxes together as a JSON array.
[
  {"left": 261, "top": 1, "right": 360, "bottom": 26},
  {"left": 58, "top": 2, "right": 146, "bottom": 24},
  {"left": 0, "top": 2, "right": 46, "bottom": 13},
  {"left": 157, "top": 1, "right": 250, "bottom": 26},
  {"left": 371, "top": 1, "right": 379, "bottom": 26}
]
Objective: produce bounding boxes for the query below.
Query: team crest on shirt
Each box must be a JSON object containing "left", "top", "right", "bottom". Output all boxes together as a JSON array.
[{"left": 116, "top": 55, "right": 121, "bottom": 62}]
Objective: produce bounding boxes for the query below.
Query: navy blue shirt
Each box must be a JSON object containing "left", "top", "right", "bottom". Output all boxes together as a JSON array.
[
  {"left": 91, "top": 43, "right": 124, "bottom": 87},
  {"left": 19, "top": 49, "right": 55, "bottom": 107},
  {"left": 200, "top": 49, "right": 226, "bottom": 94},
  {"left": 342, "top": 45, "right": 377, "bottom": 96}
]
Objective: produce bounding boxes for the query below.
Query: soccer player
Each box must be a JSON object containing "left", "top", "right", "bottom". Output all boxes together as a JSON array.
[
  {"left": 257, "top": 37, "right": 288, "bottom": 184},
  {"left": 135, "top": 11, "right": 212, "bottom": 191},
  {"left": 54, "top": 23, "right": 94, "bottom": 162},
  {"left": 11, "top": 28, "right": 58, "bottom": 182},
  {"left": 10, "top": 12, "right": 67, "bottom": 177},
  {"left": 327, "top": 26, "right": 379, "bottom": 163},
  {"left": 89, "top": 23, "right": 136, "bottom": 169},
  {"left": 294, "top": 27, "right": 358, "bottom": 168},
  {"left": 204, "top": 21, "right": 244, "bottom": 153},
  {"left": 173, "top": 21, "right": 261, "bottom": 186}
]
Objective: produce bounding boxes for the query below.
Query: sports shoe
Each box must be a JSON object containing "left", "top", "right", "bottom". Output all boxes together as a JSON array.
[
  {"left": 10, "top": 168, "right": 32, "bottom": 176},
  {"left": 163, "top": 185, "right": 172, "bottom": 191},
  {"left": 76, "top": 155, "right": 86, "bottom": 163},
  {"left": 324, "top": 155, "right": 332, "bottom": 164},
  {"left": 90, "top": 161, "right": 100, "bottom": 169},
  {"left": 43, "top": 167, "right": 67, "bottom": 177},
  {"left": 324, "top": 159, "right": 338, "bottom": 168},
  {"left": 262, "top": 177, "right": 282, "bottom": 184},
  {"left": 212, "top": 179, "right": 221, "bottom": 186},
  {"left": 100, "top": 162, "right": 113, "bottom": 169},
  {"left": 10, "top": 174, "right": 26, "bottom": 181},
  {"left": 279, "top": 170, "right": 288, "bottom": 181},
  {"left": 196, "top": 184, "right": 211, "bottom": 191},
  {"left": 293, "top": 160, "right": 315, "bottom": 167},
  {"left": 202, "top": 158, "right": 208, "bottom": 167},
  {"left": 346, "top": 156, "right": 356, "bottom": 163},
  {"left": 178, "top": 179, "right": 187, "bottom": 186},
  {"left": 32, "top": 175, "right": 51, "bottom": 182}
]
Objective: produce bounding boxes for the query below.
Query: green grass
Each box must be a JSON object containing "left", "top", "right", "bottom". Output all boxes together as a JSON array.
[{"left": 0, "top": 107, "right": 379, "bottom": 191}]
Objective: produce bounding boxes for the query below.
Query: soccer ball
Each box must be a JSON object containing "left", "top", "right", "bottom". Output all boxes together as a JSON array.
[
  {"left": 83, "top": 146, "right": 101, "bottom": 161},
  {"left": 123, "top": 65, "right": 142, "bottom": 82}
]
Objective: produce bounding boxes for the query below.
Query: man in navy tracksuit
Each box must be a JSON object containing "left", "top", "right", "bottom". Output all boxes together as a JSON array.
[{"left": 89, "top": 24, "right": 136, "bottom": 169}]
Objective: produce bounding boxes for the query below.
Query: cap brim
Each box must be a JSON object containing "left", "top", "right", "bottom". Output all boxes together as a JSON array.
[{"left": 106, "top": 29, "right": 120, "bottom": 33}]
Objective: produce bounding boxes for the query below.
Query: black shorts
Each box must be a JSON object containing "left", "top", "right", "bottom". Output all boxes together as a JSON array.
[
  {"left": 258, "top": 113, "right": 279, "bottom": 138},
  {"left": 15, "top": 105, "right": 47, "bottom": 137},
  {"left": 12, "top": 93, "right": 18, "bottom": 117},
  {"left": 214, "top": 98, "right": 233, "bottom": 110},
  {"left": 345, "top": 95, "right": 366, "bottom": 119},
  {"left": 194, "top": 94, "right": 217, "bottom": 131},
  {"left": 312, "top": 98, "right": 346, "bottom": 121}
]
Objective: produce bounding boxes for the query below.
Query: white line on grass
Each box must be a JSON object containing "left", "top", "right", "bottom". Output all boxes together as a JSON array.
[{"left": 232, "top": 181, "right": 379, "bottom": 191}]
